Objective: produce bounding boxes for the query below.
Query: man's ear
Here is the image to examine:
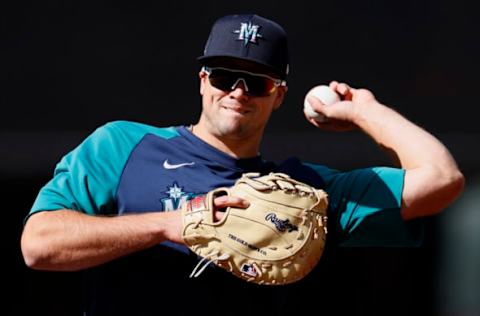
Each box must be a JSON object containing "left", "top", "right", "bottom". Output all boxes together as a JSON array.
[
  {"left": 199, "top": 71, "right": 207, "bottom": 95},
  {"left": 273, "top": 86, "right": 288, "bottom": 110}
]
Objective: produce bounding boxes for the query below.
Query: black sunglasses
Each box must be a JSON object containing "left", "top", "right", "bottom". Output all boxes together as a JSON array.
[{"left": 203, "top": 67, "right": 286, "bottom": 97}]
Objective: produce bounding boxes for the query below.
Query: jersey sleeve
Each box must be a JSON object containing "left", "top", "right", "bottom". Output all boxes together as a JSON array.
[
  {"left": 27, "top": 121, "right": 173, "bottom": 219},
  {"left": 306, "top": 164, "right": 422, "bottom": 247}
]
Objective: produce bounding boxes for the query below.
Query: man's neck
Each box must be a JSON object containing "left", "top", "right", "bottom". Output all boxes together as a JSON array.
[{"left": 190, "top": 124, "right": 261, "bottom": 159}]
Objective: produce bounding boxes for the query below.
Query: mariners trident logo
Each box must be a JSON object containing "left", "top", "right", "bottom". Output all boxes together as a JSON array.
[
  {"left": 234, "top": 22, "right": 263, "bottom": 45},
  {"left": 160, "top": 182, "right": 195, "bottom": 211}
]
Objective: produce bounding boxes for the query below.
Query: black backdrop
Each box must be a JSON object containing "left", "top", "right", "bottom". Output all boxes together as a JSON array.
[{"left": 2, "top": 1, "right": 479, "bottom": 315}]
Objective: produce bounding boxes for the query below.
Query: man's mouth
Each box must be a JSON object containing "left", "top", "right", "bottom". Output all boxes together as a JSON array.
[{"left": 221, "top": 104, "right": 250, "bottom": 115}]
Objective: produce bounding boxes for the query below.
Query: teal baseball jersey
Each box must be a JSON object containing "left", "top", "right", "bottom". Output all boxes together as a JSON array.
[{"left": 27, "top": 120, "right": 421, "bottom": 315}]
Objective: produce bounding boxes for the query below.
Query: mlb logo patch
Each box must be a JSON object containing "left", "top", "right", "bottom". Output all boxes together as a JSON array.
[{"left": 240, "top": 263, "right": 258, "bottom": 277}]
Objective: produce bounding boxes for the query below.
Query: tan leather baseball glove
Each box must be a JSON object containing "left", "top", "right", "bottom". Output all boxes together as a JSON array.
[{"left": 181, "top": 172, "right": 328, "bottom": 285}]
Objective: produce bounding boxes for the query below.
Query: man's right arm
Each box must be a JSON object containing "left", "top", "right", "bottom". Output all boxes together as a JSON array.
[
  {"left": 21, "top": 195, "right": 247, "bottom": 271},
  {"left": 21, "top": 209, "right": 183, "bottom": 271}
]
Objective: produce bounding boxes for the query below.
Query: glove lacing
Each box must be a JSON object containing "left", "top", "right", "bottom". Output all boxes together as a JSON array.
[
  {"left": 241, "top": 173, "right": 325, "bottom": 213},
  {"left": 189, "top": 251, "right": 230, "bottom": 278}
]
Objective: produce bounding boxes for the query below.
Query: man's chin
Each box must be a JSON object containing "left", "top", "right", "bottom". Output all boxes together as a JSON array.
[{"left": 215, "top": 121, "right": 248, "bottom": 138}]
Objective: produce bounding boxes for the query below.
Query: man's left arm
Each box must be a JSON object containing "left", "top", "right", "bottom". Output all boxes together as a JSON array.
[{"left": 307, "top": 81, "right": 465, "bottom": 220}]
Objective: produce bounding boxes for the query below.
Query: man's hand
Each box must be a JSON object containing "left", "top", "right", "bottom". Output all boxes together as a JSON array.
[
  {"left": 305, "top": 81, "right": 377, "bottom": 131},
  {"left": 165, "top": 195, "right": 250, "bottom": 244}
]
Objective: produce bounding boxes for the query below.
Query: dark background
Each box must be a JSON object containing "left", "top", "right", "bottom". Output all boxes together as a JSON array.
[{"left": 2, "top": 0, "right": 479, "bottom": 315}]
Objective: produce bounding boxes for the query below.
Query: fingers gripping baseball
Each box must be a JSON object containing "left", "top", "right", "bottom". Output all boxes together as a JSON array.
[
  {"left": 304, "top": 81, "right": 376, "bottom": 131},
  {"left": 304, "top": 85, "right": 341, "bottom": 123},
  {"left": 329, "top": 81, "right": 376, "bottom": 104},
  {"left": 329, "top": 81, "right": 352, "bottom": 100},
  {"left": 303, "top": 82, "right": 351, "bottom": 126}
]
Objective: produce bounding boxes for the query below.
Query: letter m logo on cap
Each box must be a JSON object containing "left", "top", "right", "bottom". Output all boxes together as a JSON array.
[{"left": 234, "top": 22, "right": 263, "bottom": 46}]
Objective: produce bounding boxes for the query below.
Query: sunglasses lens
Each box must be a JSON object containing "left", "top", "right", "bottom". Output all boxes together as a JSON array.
[
  {"left": 207, "top": 69, "right": 278, "bottom": 97},
  {"left": 207, "top": 70, "right": 237, "bottom": 91},
  {"left": 246, "top": 76, "right": 277, "bottom": 96}
]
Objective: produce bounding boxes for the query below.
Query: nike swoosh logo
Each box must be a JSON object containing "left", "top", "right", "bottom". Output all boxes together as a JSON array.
[{"left": 163, "top": 159, "right": 195, "bottom": 169}]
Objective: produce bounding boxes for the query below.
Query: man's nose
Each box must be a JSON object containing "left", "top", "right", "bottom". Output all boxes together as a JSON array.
[{"left": 229, "top": 78, "right": 249, "bottom": 98}]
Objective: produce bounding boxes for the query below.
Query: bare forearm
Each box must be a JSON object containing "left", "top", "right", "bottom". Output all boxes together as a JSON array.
[
  {"left": 354, "top": 100, "right": 464, "bottom": 218},
  {"left": 355, "top": 101, "right": 454, "bottom": 169},
  {"left": 21, "top": 209, "right": 181, "bottom": 271}
]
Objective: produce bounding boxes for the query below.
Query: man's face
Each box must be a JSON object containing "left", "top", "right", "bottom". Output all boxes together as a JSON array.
[{"left": 198, "top": 67, "right": 286, "bottom": 141}]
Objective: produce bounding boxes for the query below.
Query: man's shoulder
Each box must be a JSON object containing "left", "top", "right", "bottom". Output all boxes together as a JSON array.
[
  {"left": 98, "top": 120, "right": 180, "bottom": 140},
  {"left": 73, "top": 120, "right": 183, "bottom": 159}
]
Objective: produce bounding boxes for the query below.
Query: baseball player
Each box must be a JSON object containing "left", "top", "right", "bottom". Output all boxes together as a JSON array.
[{"left": 20, "top": 14, "right": 464, "bottom": 315}]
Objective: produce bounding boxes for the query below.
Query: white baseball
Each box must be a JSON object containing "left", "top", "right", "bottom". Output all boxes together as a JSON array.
[{"left": 304, "top": 85, "right": 341, "bottom": 122}]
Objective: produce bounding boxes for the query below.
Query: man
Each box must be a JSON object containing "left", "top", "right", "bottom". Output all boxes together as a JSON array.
[{"left": 21, "top": 14, "right": 464, "bottom": 315}]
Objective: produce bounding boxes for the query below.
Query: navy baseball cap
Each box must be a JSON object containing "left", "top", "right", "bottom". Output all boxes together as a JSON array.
[{"left": 197, "top": 14, "right": 289, "bottom": 80}]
